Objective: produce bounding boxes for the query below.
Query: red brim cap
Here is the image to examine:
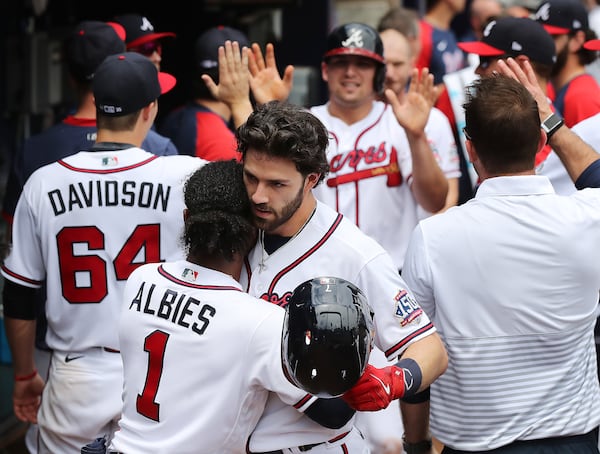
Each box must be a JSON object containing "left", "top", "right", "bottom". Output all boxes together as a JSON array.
[
  {"left": 128, "top": 32, "right": 176, "bottom": 49},
  {"left": 584, "top": 39, "right": 600, "bottom": 50},
  {"left": 106, "top": 22, "right": 126, "bottom": 41},
  {"left": 158, "top": 72, "right": 177, "bottom": 95},
  {"left": 542, "top": 24, "right": 570, "bottom": 35},
  {"left": 458, "top": 41, "right": 506, "bottom": 56}
]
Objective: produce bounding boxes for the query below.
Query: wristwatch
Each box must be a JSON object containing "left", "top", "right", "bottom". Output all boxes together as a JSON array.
[
  {"left": 403, "top": 436, "right": 432, "bottom": 454},
  {"left": 541, "top": 112, "right": 565, "bottom": 142}
]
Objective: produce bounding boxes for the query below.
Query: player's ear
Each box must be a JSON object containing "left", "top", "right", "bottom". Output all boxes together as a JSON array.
[
  {"left": 305, "top": 173, "right": 320, "bottom": 190},
  {"left": 183, "top": 208, "right": 188, "bottom": 223},
  {"left": 321, "top": 61, "right": 329, "bottom": 83},
  {"left": 465, "top": 138, "right": 477, "bottom": 164}
]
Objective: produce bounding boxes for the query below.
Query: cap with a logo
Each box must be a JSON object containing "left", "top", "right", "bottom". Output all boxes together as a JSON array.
[
  {"left": 93, "top": 52, "right": 176, "bottom": 116},
  {"left": 65, "top": 20, "right": 126, "bottom": 82},
  {"left": 458, "top": 17, "right": 556, "bottom": 66},
  {"left": 195, "top": 26, "right": 250, "bottom": 69},
  {"left": 113, "top": 14, "right": 176, "bottom": 48},
  {"left": 534, "top": 0, "right": 589, "bottom": 35}
]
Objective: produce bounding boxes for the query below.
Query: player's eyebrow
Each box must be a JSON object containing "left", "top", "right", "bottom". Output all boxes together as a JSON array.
[{"left": 244, "top": 168, "right": 291, "bottom": 186}]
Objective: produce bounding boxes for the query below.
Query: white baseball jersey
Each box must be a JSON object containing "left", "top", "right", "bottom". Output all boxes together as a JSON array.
[
  {"left": 1, "top": 148, "right": 205, "bottom": 352},
  {"left": 311, "top": 100, "right": 456, "bottom": 269},
  {"left": 110, "top": 261, "right": 314, "bottom": 454},
  {"left": 403, "top": 176, "right": 600, "bottom": 450},
  {"left": 241, "top": 201, "right": 435, "bottom": 452}
]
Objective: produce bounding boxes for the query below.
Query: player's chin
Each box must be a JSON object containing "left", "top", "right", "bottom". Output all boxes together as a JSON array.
[{"left": 252, "top": 213, "right": 271, "bottom": 230}]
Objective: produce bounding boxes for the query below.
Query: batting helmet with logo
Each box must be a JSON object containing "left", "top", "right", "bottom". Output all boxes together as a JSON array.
[
  {"left": 282, "top": 276, "right": 374, "bottom": 398},
  {"left": 323, "top": 22, "right": 386, "bottom": 94}
]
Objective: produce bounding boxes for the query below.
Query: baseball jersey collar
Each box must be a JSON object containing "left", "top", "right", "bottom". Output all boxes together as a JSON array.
[{"left": 475, "top": 175, "right": 556, "bottom": 198}]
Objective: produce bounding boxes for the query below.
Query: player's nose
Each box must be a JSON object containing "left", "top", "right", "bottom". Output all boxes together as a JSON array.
[{"left": 251, "top": 182, "right": 269, "bottom": 204}]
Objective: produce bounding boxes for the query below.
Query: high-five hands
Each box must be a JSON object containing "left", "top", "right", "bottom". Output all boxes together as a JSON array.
[
  {"left": 385, "top": 67, "right": 438, "bottom": 137},
  {"left": 248, "top": 43, "right": 294, "bottom": 104}
]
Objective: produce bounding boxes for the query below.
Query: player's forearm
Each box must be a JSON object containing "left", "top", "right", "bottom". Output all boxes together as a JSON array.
[
  {"left": 548, "top": 125, "right": 600, "bottom": 183},
  {"left": 230, "top": 99, "right": 254, "bottom": 129},
  {"left": 440, "top": 178, "right": 459, "bottom": 213},
  {"left": 400, "top": 400, "right": 431, "bottom": 443},
  {"left": 406, "top": 134, "right": 448, "bottom": 212},
  {"left": 5, "top": 317, "right": 37, "bottom": 377}
]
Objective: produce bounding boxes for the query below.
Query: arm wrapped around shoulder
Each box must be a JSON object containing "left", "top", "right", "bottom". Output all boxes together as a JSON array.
[{"left": 342, "top": 358, "right": 422, "bottom": 411}]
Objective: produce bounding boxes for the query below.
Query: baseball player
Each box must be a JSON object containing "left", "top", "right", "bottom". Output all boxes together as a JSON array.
[
  {"left": 2, "top": 20, "right": 178, "bottom": 239},
  {"left": 310, "top": 23, "right": 449, "bottom": 271},
  {"left": 108, "top": 160, "right": 320, "bottom": 453},
  {"left": 159, "top": 26, "right": 250, "bottom": 161},
  {"left": 1, "top": 52, "right": 205, "bottom": 453},
  {"left": 237, "top": 100, "right": 448, "bottom": 454},
  {"left": 112, "top": 14, "right": 175, "bottom": 71}
]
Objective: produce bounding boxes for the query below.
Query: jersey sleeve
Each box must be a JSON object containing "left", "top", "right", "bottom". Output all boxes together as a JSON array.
[
  {"left": 402, "top": 225, "right": 436, "bottom": 323},
  {"left": 252, "top": 308, "right": 316, "bottom": 413},
  {"left": 1, "top": 184, "right": 45, "bottom": 288},
  {"left": 575, "top": 159, "right": 600, "bottom": 189},
  {"left": 356, "top": 249, "right": 436, "bottom": 362}
]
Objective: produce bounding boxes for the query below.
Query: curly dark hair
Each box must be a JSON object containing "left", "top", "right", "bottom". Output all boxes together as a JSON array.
[
  {"left": 183, "top": 159, "right": 256, "bottom": 262},
  {"left": 235, "top": 101, "right": 330, "bottom": 185}
]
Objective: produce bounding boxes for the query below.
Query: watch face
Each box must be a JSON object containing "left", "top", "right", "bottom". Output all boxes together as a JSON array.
[{"left": 543, "top": 114, "right": 563, "bottom": 132}]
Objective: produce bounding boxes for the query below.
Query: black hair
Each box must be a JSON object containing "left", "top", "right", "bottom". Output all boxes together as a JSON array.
[
  {"left": 183, "top": 159, "right": 256, "bottom": 262},
  {"left": 236, "top": 101, "right": 330, "bottom": 185}
]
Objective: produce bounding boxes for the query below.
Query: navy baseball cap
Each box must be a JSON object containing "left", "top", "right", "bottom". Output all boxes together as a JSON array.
[
  {"left": 65, "top": 21, "right": 126, "bottom": 82},
  {"left": 113, "top": 14, "right": 175, "bottom": 49},
  {"left": 534, "top": 0, "right": 589, "bottom": 35},
  {"left": 195, "top": 26, "right": 250, "bottom": 69},
  {"left": 93, "top": 52, "right": 176, "bottom": 116},
  {"left": 458, "top": 17, "right": 556, "bottom": 66}
]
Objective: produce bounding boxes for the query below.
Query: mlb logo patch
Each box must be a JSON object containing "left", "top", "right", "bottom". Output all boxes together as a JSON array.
[
  {"left": 394, "top": 289, "right": 423, "bottom": 326},
  {"left": 181, "top": 268, "right": 198, "bottom": 282},
  {"left": 101, "top": 156, "right": 119, "bottom": 167}
]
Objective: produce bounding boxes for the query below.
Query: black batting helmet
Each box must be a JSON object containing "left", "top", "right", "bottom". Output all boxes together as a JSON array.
[
  {"left": 323, "top": 23, "right": 386, "bottom": 94},
  {"left": 282, "top": 276, "right": 374, "bottom": 398}
]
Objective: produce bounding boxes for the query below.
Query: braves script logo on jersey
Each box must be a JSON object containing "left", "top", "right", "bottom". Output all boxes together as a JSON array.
[
  {"left": 394, "top": 289, "right": 422, "bottom": 326},
  {"left": 327, "top": 143, "right": 402, "bottom": 187},
  {"left": 342, "top": 28, "right": 364, "bottom": 48},
  {"left": 260, "top": 291, "right": 292, "bottom": 307},
  {"left": 330, "top": 142, "right": 389, "bottom": 172}
]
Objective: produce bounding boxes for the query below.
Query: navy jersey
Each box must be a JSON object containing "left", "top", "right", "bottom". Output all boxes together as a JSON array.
[{"left": 159, "top": 103, "right": 240, "bottom": 161}]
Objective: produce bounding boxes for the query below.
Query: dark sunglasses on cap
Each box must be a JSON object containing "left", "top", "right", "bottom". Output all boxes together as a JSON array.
[
  {"left": 478, "top": 54, "right": 508, "bottom": 70},
  {"left": 130, "top": 41, "right": 162, "bottom": 57}
]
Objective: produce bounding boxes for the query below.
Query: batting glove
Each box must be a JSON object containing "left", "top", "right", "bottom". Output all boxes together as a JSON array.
[{"left": 342, "top": 364, "right": 405, "bottom": 411}]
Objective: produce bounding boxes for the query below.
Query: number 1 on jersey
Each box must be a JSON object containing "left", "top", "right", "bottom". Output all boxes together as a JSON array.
[{"left": 137, "top": 330, "right": 169, "bottom": 421}]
